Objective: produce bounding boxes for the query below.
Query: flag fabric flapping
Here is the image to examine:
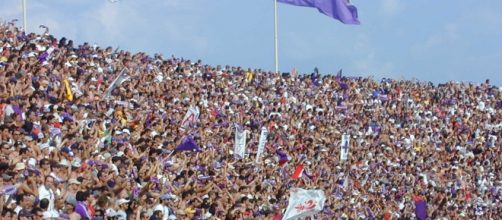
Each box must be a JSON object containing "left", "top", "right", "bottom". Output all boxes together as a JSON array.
[
  {"left": 63, "top": 79, "right": 73, "bottom": 101},
  {"left": 277, "top": 0, "right": 360, "bottom": 24},
  {"left": 233, "top": 124, "right": 247, "bottom": 158},
  {"left": 340, "top": 134, "right": 350, "bottom": 160},
  {"left": 1, "top": 185, "right": 17, "bottom": 195},
  {"left": 255, "top": 127, "right": 269, "bottom": 163},
  {"left": 104, "top": 68, "right": 129, "bottom": 99},
  {"left": 292, "top": 164, "right": 304, "bottom": 179},
  {"left": 277, "top": 149, "right": 289, "bottom": 166},
  {"left": 282, "top": 188, "right": 326, "bottom": 220},
  {"left": 414, "top": 195, "right": 428, "bottom": 220},
  {"left": 175, "top": 136, "right": 202, "bottom": 152},
  {"left": 180, "top": 106, "right": 200, "bottom": 130}
]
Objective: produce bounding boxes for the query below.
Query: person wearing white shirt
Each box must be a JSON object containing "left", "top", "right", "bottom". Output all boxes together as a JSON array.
[
  {"left": 153, "top": 195, "right": 176, "bottom": 220},
  {"left": 3, "top": 104, "right": 14, "bottom": 117},
  {"left": 40, "top": 198, "right": 59, "bottom": 219},
  {"left": 14, "top": 194, "right": 34, "bottom": 215},
  {"left": 38, "top": 175, "right": 56, "bottom": 212},
  {"left": 115, "top": 198, "right": 130, "bottom": 220}
]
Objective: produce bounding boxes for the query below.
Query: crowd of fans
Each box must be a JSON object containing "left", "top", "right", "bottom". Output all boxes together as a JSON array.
[{"left": 0, "top": 21, "right": 501, "bottom": 220}]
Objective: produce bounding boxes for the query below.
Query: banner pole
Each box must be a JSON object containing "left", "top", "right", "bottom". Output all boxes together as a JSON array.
[
  {"left": 274, "top": 0, "right": 279, "bottom": 73},
  {"left": 22, "top": 0, "right": 27, "bottom": 32}
]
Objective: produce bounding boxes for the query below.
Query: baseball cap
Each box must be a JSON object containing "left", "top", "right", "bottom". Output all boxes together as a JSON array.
[
  {"left": 72, "top": 158, "right": 82, "bottom": 168},
  {"left": 66, "top": 197, "right": 77, "bottom": 206},
  {"left": 14, "top": 162, "right": 26, "bottom": 171},
  {"left": 61, "top": 147, "right": 74, "bottom": 156},
  {"left": 68, "top": 178, "right": 81, "bottom": 185},
  {"left": 160, "top": 193, "right": 175, "bottom": 200},
  {"left": 2, "top": 173, "right": 13, "bottom": 180},
  {"left": 59, "top": 159, "right": 70, "bottom": 167},
  {"left": 117, "top": 198, "right": 130, "bottom": 205},
  {"left": 122, "top": 129, "right": 130, "bottom": 135}
]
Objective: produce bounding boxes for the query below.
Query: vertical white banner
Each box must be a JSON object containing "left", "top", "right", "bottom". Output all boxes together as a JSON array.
[
  {"left": 255, "top": 127, "right": 268, "bottom": 163},
  {"left": 340, "top": 134, "right": 350, "bottom": 161},
  {"left": 234, "top": 124, "right": 247, "bottom": 159}
]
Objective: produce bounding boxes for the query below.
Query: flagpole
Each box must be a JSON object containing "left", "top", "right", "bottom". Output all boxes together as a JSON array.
[
  {"left": 274, "top": 0, "right": 279, "bottom": 74},
  {"left": 22, "top": 0, "right": 27, "bottom": 33}
]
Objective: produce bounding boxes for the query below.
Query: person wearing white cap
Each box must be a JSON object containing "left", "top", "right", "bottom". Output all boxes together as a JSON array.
[
  {"left": 115, "top": 198, "right": 130, "bottom": 220},
  {"left": 154, "top": 193, "right": 177, "bottom": 220},
  {"left": 14, "top": 162, "right": 26, "bottom": 172},
  {"left": 63, "top": 178, "right": 81, "bottom": 208},
  {"left": 58, "top": 159, "right": 70, "bottom": 167},
  {"left": 121, "top": 128, "right": 131, "bottom": 135}
]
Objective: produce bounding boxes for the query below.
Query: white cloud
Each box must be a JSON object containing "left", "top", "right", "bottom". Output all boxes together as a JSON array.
[
  {"left": 0, "top": 0, "right": 210, "bottom": 56},
  {"left": 381, "top": 0, "right": 403, "bottom": 16},
  {"left": 427, "top": 24, "right": 458, "bottom": 46},
  {"left": 411, "top": 24, "right": 459, "bottom": 55},
  {"left": 352, "top": 33, "right": 396, "bottom": 77}
]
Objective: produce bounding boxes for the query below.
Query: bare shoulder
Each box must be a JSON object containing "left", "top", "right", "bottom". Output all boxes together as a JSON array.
[{"left": 69, "top": 212, "right": 82, "bottom": 220}]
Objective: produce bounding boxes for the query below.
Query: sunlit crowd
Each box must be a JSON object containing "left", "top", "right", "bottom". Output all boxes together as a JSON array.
[{"left": 0, "top": 22, "right": 501, "bottom": 220}]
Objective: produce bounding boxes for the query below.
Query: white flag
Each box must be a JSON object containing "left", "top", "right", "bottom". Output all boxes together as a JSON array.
[
  {"left": 283, "top": 188, "right": 326, "bottom": 220},
  {"left": 234, "top": 124, "right": 247, "bottom": 158},
  {"left": 180, "top": 106, "right": 200, "bottom": 130},
  {"left": 255, "top": 127, "right": 268, "bottom": 164},
  {"left": 342, "top": 175, "right": 349, "bottom": 190},
  {"left": 104, "top": 68, "right": 129, "bottom": 99},
  {"left": 340, "top": 134, "right": 350, "bottom": 161}
]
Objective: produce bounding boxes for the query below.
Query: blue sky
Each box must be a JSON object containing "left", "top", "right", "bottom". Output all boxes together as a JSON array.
[{"left": 1, "top": 0, "right": 501, "bottom": 84}]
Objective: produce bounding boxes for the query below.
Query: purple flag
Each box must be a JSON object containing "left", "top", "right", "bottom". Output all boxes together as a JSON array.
[
  {"left": 414, "top": 196, "right": 428, "bottom": 220},
  {"left": 198, "top": 175, "right": 212, "bottom": 180},
  {"left": 303, "top": 170, "right": 314, "bottom": 180},
  {"left": 277, "top": 149, "right": 289, "bottom": 166},
  {"left": 38, "top": 52, "right": 49, "bottom": 63},
  {"left": 340, "top": 82, "right": 349, "bottom": 90},
  {"left": 2, "top": 185, "right": 17, "bottom": 195},
  {"left": 278, "top": 0, "right": 360, "bottom": 24},
  {"left": 175, "top": 136, "right": 202, "bottom": 152},
  {"left": 132, "top": 186, "right": 141, "bottom": 199}
]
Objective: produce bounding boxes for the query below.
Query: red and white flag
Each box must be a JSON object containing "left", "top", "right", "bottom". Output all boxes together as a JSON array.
[
  {"left": 291, "top": 164, "right": 304, "bottom": 179},
  {"left": 283, "top": 188, "right": 326, "bottom": 220}
]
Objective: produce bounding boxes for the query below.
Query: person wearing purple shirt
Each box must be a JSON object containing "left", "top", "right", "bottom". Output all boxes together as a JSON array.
[{"left": 75, "top": 191, "right": 92, "bottom": 219}]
